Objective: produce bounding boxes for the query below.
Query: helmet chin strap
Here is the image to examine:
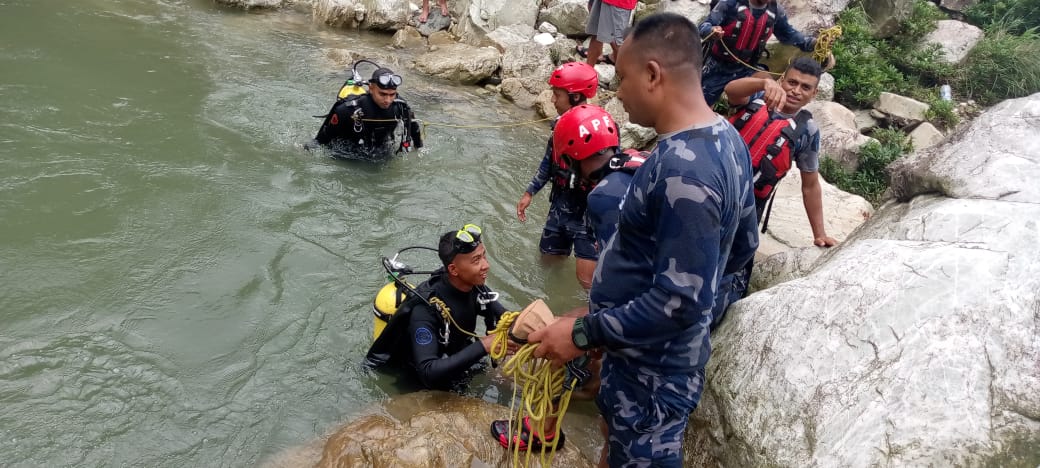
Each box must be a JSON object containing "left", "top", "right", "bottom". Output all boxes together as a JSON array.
[{"left": 584, "top": 148, "right": 624, "bottom": 183}]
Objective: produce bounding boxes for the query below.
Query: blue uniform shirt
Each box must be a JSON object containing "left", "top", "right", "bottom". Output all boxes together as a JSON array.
[
  {"left": 584, "top": 117, "right": 759, "bottom": 373},
  {"left": 586, "top": 170, "right": 633, "bottom": 249}
]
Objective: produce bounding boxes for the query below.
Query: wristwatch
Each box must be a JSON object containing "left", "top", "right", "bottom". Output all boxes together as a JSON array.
[{"left": 572, "top": 317, "right": 594, "bottom": 350}]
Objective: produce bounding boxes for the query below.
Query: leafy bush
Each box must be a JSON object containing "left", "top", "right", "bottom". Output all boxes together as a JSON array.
[
  {"left": 819, "top": 129, "right": 911, "bottom": 205},
  {"left": 955, "top": 23, "right": 1040, "bottom": 105},
  {"left": 832, "top": 2, "right": 954, "bottom": 107},
  {"left": 832, "top": 7, "right": 906, "bottom": 106},
  {"left": 925, "top": 95, "right": 959, "bottom": 129}
]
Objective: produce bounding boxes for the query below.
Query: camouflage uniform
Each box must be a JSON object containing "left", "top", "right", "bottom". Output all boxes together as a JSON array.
[
  {"left": 584, "top": 118, "right": 759, "bottom": 466},
  {"left": 525, "top": 125, "right": 598, "bottom": 261},
  {"left": 585, "top": 170, "right": 633, "bottom": 249}
]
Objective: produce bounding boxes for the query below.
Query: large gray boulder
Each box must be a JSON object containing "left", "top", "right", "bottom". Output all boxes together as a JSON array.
[
  {"left": 359, "top": 0, "right": 410, "bottom": 30},
  {"left": 755, "top": 169, "right": 874, "bottom": 259},
  {"left": 414, "top": 44, "right": 501, "bottom": 85},
  {"left": 312, "top": 0, "right": 410, "bottom": 30},
  {"left": 313, "top": 0, "right": 366, "bottom": 28},
  {"left": 705, "top": 93, "right": 1040, "bottom": 467},
  {"left": 538, "top": 0, "right": 590, "bottom": 37},
  {"left": 500, "top": 42, "right": 554, "bottom": 81},
  {"left": 921, "top": 20, "right": 984, "bottom": 64},
  {"left": 450, "top": 0, "right": 541, "bottom": 46},
  {"left": 890, "top": 93, "right": 1040, "bottom": 202},
  {"left": 486, "top": 24, "right": 538, "bottom": 53}
]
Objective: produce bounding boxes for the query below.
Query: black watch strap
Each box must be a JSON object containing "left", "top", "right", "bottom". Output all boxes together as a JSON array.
[{"left": 572, "top": 317, "right": 593, "bottom": 350}]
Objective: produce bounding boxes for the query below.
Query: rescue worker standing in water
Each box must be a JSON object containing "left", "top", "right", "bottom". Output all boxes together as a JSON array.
[{"left": 310, "top": 67, "right": 423, "bottom": 159}]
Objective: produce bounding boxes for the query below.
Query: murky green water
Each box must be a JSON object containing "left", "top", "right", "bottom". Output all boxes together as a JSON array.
[{"left": 0, "top": 1, "right": 589, "bottom": 465}]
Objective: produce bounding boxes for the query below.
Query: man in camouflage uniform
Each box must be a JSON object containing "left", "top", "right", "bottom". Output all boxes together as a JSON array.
[{"left": 529, "top": 13, "right": 759, "bottom": 466}]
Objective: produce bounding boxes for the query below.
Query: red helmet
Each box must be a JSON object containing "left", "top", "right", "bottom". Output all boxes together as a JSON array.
[
  {"left": 547, "top": 62, "right": 598, "bottom": 100},
  {"left": 553, "top": 104, "right": 620, "bottom": 162}
]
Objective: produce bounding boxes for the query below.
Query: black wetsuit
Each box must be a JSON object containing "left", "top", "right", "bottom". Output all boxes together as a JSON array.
[
  {"left": 311, "top": 93, "right": 423, "bottom": 159},
  {"left": 406, "top": 278, "right": 505, "bottom": 390},
  {"left": 364, "top": 273, "right": 506, "bottom": 391}
]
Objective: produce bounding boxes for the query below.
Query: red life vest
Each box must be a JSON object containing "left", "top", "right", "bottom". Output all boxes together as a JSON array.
[
  {"left": 728, "top": 99, "right": 811, "bottom": 200},
  {"left": 711, "top": 0, "right": 778, "bottom": 65}
]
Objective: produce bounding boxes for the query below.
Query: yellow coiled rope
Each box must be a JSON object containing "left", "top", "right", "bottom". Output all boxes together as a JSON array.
[
  {"left": 487, "top": 314, "right": 579, "bottom": 468},
  {"left": 427, "top": 302, "right": 580, "bottom": 467},
  {"left": 706, "top": 24, "right": 843, "bottom": 76},
  {"left": 813, "top": 25, "right": 843, "bottom": 65}
]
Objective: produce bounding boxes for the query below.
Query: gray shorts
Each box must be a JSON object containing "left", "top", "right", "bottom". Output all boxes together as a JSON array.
[{"left": 586, "top": 0, "right": 632, "bottom": 45}]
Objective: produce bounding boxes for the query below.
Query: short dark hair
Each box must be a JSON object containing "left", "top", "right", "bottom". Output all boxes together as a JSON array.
[
  {"left": 787, "top": 56, "right": 823, "bottom": 81},
  {"left": 626, "top": 13, "right": 704, "bottom": 80},
  {"left": 437, "top": 231, "right": 456, "bottom": 267}
]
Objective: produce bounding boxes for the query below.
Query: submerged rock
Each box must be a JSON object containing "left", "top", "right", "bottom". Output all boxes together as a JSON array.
[{"left": 315, "top": 391, "right": 595, "bottom": 467}]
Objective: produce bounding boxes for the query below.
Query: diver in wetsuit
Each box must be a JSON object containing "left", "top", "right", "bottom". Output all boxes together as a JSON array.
[
  {"left": 309, "top": 66, "right": 423, "bottom": 159},
  {"left": 365, "top": 225, "right": 507, "bottom": 391}
]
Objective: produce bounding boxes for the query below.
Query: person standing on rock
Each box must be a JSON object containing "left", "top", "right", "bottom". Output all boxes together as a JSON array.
[
  {"left": 578, "top": 0, "right": 635, "bottom": 66},
  {"left": 528, "top": 13, "right": 758, "bottom": 466},
  {"left": 698, "top": 0, "right": 833, "bottom": 106},
  {"left": 419, "top": 0, "right": 448, "bottom": 24},
  {"left": 515, "top": 62, "right": 600, "bottom": 290}
]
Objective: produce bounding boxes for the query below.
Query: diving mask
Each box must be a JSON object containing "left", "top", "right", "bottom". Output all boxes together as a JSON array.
[{"left": 452, "top": 224, "right": 483, "bottom": 255}]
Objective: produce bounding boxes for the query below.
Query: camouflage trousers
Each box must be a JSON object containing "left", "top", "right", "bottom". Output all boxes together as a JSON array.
[{"left": 595, "top": 357, "right": 705, "bottom": 467}]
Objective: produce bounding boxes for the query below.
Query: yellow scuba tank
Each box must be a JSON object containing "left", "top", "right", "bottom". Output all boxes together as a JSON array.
[
  {"left": 338, "top": 81, "right": 367, "bottom": 101},
  {"left": 372, "top": 280, "right": 410, "bottom": 339}
]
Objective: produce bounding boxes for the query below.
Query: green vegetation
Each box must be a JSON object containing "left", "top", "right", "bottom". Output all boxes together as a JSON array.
[
  {"left": 833, "top": 0, "right": 1040, "bottom": 107},
  {"left": 925, "top": 95, "right": 959, "bottom": 129},
  {"left": 957, "top": 22, "right": 1040, "bottom": 105},
  {"left": 832, "top": 1, "right": 952, "bottom": 108},
  {"left": 966, "top": 0, "right": 1040, "bottom": 34},
  {"left": 819, "top": 129, "right": 912, "bottom": 205}
]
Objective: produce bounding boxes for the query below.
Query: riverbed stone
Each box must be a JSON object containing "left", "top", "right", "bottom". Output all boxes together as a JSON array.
[
  {"left": 427, "top": 30, "right": 454, "bottom": 46},
  {"left": 779, "top": 0, "right": 854, "bottom": 31},
  {"left": 391, "top": 26, "right": 425, "bottom": 49},
  {"left": 804, "top": 101, "right": 877, "bottom": 171},
  {"left": 817, "top": 72, "right": 834, "bottom": 102},
  {"left": 594, "top": 64, "right": 617, "bottom": 91},
  {"left": 875, "top": 92, "right": 929, "bottom": 124},
  {"left": 500, "top": 42, "right": 554, "bottom": 81},
  {"left": 538, "top": 21, "right": 558, "bottom": 35},
  {"left": 908, "top": 122, "right": 944, "bottom": 150},
  {"left": 413, "top": 44, "right": 501, "bottom": 84}
]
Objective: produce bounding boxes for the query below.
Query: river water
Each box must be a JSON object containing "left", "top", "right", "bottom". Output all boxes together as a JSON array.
[{"left": 0, "top": 1, "right": 590, "bottom": 465}]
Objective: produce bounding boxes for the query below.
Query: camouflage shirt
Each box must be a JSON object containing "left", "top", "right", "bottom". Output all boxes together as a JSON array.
[{"left": 585, "top": 117, "right": 759, "bottom": 373}]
